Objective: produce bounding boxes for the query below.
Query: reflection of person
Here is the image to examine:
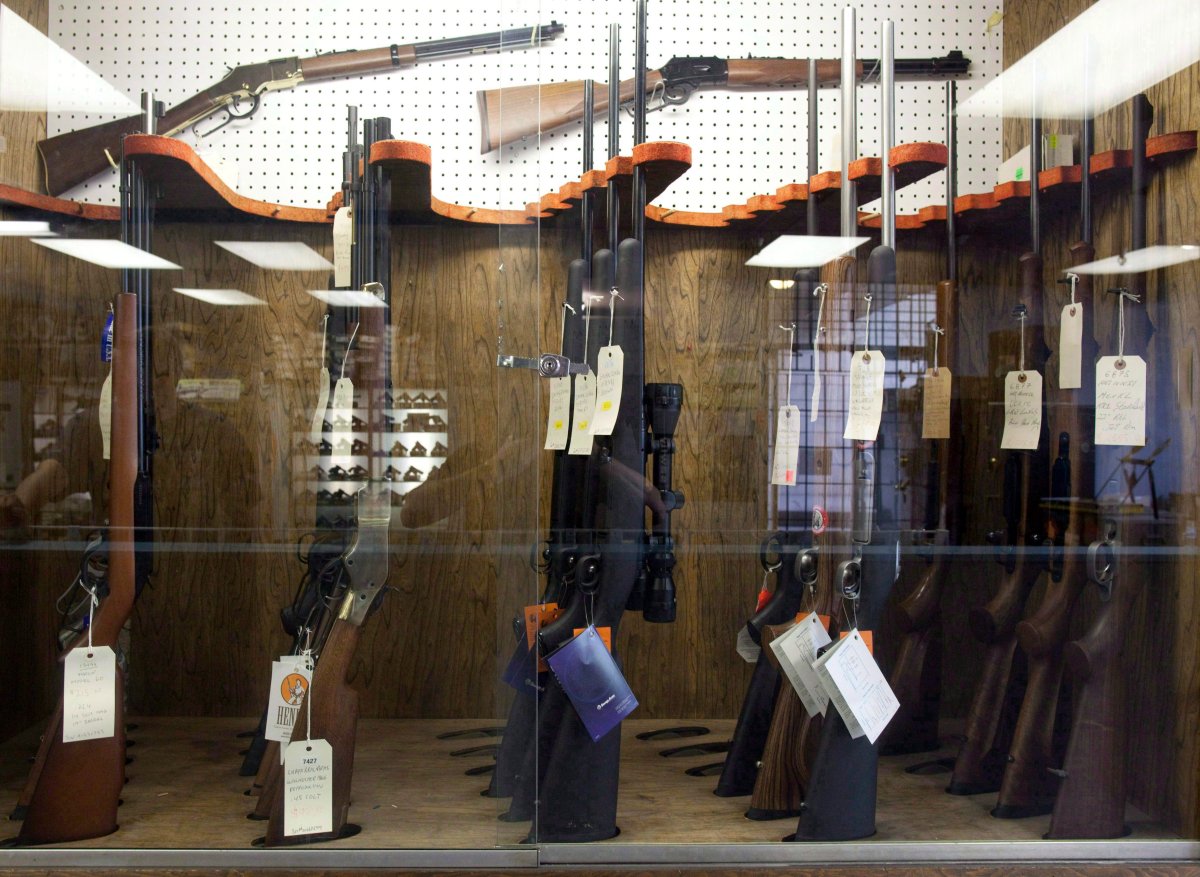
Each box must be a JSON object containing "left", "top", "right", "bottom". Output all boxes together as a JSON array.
[{"left": 0, "top": 405, "right": 107, "bottom": 529}]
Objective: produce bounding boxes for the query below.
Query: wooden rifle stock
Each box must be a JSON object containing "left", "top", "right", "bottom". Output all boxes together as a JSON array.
[
  {"left": 881, "top": 276, "right": 960, "bottom": 755},
  {"left": 16, "top": 293, "right": 139, "bottom": 844},
  {"left": 477, "top": 60, "right": 848, "bottom": 153}
]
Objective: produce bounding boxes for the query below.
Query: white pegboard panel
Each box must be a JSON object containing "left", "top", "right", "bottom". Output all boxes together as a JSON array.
[{"left": 47, "top": 0, "right": 1003, "bottom": 216}]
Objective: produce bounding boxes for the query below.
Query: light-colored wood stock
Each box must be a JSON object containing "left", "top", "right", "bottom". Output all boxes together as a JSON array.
[
  {"left": 477, "top": 73, "right": 662, "bottom": 153},
  {"left": 300, "top": 46, "right": 416, "bottom": 80}
]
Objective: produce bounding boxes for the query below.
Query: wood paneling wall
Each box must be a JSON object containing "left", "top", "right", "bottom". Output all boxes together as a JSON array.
[{"left": 0, "top": 0, "right": 47, "bottom": 190}]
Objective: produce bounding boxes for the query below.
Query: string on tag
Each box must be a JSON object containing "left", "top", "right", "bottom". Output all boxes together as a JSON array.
[
  {"left": 559, "top": 302, "right": 575, "bottom": 356},
  {"left": 301, "top": 647, "right": 314, "bottom": 742},
  {"left": 85, "top": 583, "right": 98, "bottom": 651},
  {"left": 339, "top": 322, "right": 360, "bottom": 381},
  {"left": 780, "top": 323, "right": 796, "bottom": 406},
  {"left": 931, "top": 323, "right": 945, "bottom": 376},
  {"left": 607, "top": 287, "right": 622, "bottom": 346},
  {"left": 319, "top": 314, "right": 329, "bottom": 366},
  {"left": 1014, "top": 305, "right": 1027, "bottom": 375},
  {"left": 860, "top": 294, "right": 873, "bottom": 357},
  {"left": 1113, "top": 287, "right": 1141, "bottom": 367}
]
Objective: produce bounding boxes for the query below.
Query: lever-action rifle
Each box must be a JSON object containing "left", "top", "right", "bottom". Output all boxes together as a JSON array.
[
  {"left": 38, "top": 23, "right": 564, "bottom": 195},
  {"left": 477, "top": 50, "right": 969, "bottom": 152}
]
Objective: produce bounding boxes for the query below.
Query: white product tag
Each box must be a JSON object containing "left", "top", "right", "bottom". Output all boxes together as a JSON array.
[
  {"left": 63, "top": 645, "right": 117, "bottom": 742},
  {"left": 284, "top": 737, "right": 333, "bottom": 837},
  {"left": 98, "top": 370, "right": 112, "bottom": 460},
  {"left": 331, "top": 377, "right": 354, "bottom": 412},
  {"left": 590, "top": 346, "right": 624, "bottom": 436},
  {"left": 544, "top": 377, "right": 572, "bottom": 450},
  {"left": 1000, "top": 370, "right": 1042, "bottom": 450},
  {"left": 308, "top": 367, "right": 331, "bottom": 444},
  {"left": 771, "top": 613, "right": 833, "bottom": 717},
  {"left": 844, "top": 351, "right": 886, "bottom": 441},
  {"left": 770, "top": 405, "right": 802, "bottom": 485},
  {"left": 1095, "top": 355, "right": 1147, "bottom": 447},
  {"left": 1059, "top": 304, "right": 1083, "bottom": 390},
  {"left": 333, "top": 207, "right": 352, "bottom": 288},
  {"left": 813, "top": 629, "right": 899, "bottom": 743},
  {"left": 330, "top": 377, "right": 355, "bottom": 454},
  {"left": 266, "top": 658, "right": 312, "bottom": 745},
  {"left": 921, "top": 368, "right": 951, "bottom": 440},
  {"left": 735, "top": 626, "right": 760, "bottom": 663},
  {"left": 567, "top": 373, "right": 596, "bottom": 456}
]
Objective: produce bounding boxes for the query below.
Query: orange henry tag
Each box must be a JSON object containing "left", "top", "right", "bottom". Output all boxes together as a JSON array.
[
  {"left": 573, "top": 627, "right": 612, "bottom": 653},
  {"left": 839, "top": 629, "right": 873, "bottom": 655},
  {"left": 794, "top": 611, "right": 832, "bottom": 632}
]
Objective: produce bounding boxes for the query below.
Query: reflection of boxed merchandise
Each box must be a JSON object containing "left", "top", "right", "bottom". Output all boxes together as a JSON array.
[{"left": 996, "top": 134, "right": 1076, "bottom": 184}]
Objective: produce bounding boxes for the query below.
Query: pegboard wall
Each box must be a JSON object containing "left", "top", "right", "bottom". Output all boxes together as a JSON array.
[{"left": 45, "top": 0, "right": 1004, "bottom": 214}]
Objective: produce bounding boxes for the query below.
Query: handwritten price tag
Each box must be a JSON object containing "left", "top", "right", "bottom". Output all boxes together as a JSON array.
[
  {"left": 921, "top": 368, "right": 951, "bottom": 440},
  {"left": 1059, "top": 304, "right": 1083, "bottom": 390},
  {"left": 333, "top": 206, "right": 352, "bottom": 288},
  {"left": 544, "top": 377, "right": 572, "bottom": 450},
  {"left": 813, "top": 629, "right": 899, "bottom": 743},
  {"left": 284, "top": 738, "right": 333, "bottom": 837},
  {"left": 1095, "top": 355, "right": 1146, "bottom": 447},
  {"left": 1001, "top": 370, "right": 1042, "bottom": 450},
  {"left": 309, "top": 367, "right": 330, "bottom": 444},
  {"left": 567, "top": 373, "right": 596, "bottom": 456},
  {"left": 63, "top": 646, "right": 116, "bottom": 742},
  {"left": 771, "top": 612, "right": 833, "bottom": 717},
  {"left": 770, "top": 405, "right": 802, "bottom": 485},
  {"left": 844, "top": 351, "right": 885, "bottom": 441},
  {"left": 590, "top": 345, "right": 624, "bottom": 436}
]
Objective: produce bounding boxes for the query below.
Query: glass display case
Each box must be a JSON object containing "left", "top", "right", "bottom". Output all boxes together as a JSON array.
[{"left": 0, "top": 0, "right": 1198, "bottom": 871}]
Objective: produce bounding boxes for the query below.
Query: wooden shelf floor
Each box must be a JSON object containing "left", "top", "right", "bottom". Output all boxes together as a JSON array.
[{"left": 0, "top": 717, "right": 1178, "bottom": 850}]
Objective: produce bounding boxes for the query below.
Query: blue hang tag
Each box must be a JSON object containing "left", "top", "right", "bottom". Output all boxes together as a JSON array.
[
  {"left": 545, "top": 624, "right": 638, "bottom": 742},
  {"left": 500, "top": 638, "right": 544, "bottom": 696},
  {"left": 100, "top": 311, "right": 114, "bottom": 363}
]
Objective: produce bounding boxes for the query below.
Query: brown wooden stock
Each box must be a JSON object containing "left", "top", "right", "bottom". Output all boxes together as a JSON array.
[
  {"left": 263, "top": 616, "right": 362, "bottom": 845},
  {"left": 477, "top": 74, "right": 659, "bottom": 153},
  {"left": 300, "top": 46, "right": 414, "bottom": 79},
  {"left": 37, "top": 86, "right": 227, "bottom": 196},
  {"left": 725, "top": 59, "right": 848, "bottom": 88},
  {"left": 17, "top": 293, "right": 138, "bottom": 844},
  {"left": 11, "top": 701, "right": 61, "bottom": 817}
]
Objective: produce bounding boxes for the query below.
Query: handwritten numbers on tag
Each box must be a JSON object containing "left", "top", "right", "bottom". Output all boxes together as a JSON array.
[
  {"left": 591, "top": 346, "right": 624, "bottom": 436},
  {"left": 1095, "top": 355, "right": 1147, "bottom": 446},
  {"left": 333, "top": 207, "right": 352, "bottom": 288},
  {"left": 770, "top": 405, "right": 802, "bottom": 486},
  {"left": 567, "top": 373, "right": 596, "bottom": 456},
  {"left": 771, "top": 613, "right": 834, "bottom": 716},
  {"left": 1001, "top": 370, "right": 1042, "bottom": 450},
  {"left": 844, "top": 351, "right": 886, "bottom": 441},
  {"left": 63, "top": 646, "right": 117, "bottom": 742},
  {"left": 1059, "top": 304, "right": 1083, "bottom": 390},
  {"left": 921, "top": 368, "right": 952, "bottom": 440},
  {"left": 544, "top": 377, "right": 572, "bottom": 450},
  {"left": 284, "top": 738, "right": 333, "bottom": 837},
  {"left": 331, "top": 377, "right": 354, "bottom": 413},
  {"left": 812, "top": 629, "right": 899, "bottom": 743}
]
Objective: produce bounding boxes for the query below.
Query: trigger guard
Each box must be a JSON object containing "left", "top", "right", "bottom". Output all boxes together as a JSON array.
[
  {"left": 1087, "top": 538, "right": 1115, "bottom": 590},
  {"left": 759, "top": 533, "right": 783, "bottom": 572}
]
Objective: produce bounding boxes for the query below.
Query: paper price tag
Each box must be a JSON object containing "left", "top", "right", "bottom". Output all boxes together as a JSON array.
[
  {"left": 99, "top": 370, "right": 113, "bottom": 460},
  {"left": 735, "top": 626, "right": 761, "bottom": 663},
  {"left": 567, "top": 373, "right": 596, "bottom": 456},
  {"left": 1059, "top": 304, "right": 1083, "bottom": 390},
  {"left": 309, "top": 367, "right": 331, "bottom": 444},
  {"left": 1095, "top": 355, "right": 1146, "bottom": 447},
  {"left": 590, "top": 346, "right": 624, "bottom": 436},
  {"left": 331, "top": 377, "right": 354, "bottom": 412},
  {"left": 333, "top": 207, "right": 352, "bottom": 288},
  {"left": 284, "top": 737, "right": 333, "bottom": 837},
  {"left": 544, "top": 377, "right": 572, "bottom": 450},
  {"left": 63, "top": 646, "right": 116, "bottom": 742},
  {"left": 770, "top": 405, "right": 802, "bottom": 485},
  {"left": 921, "top": 368, "right": 951, "bottom": 440},
  {"left": 844, "top": 351, "right": 886, "bottom": 441},
  {"left": 1000, "top": 370, "right": 1042, "bottom": 450},
  {"left": 771, "top": 612, "right": 833, "bottom": 717},
  {"left": 812, "top": 629, "right": 899, "bottom": 743},
  {"left": 266, "top": 658, "right": 312, "bottom": 745}
]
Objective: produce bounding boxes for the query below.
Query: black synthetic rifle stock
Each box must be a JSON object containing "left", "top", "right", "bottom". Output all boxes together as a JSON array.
[
  {"left": 486, "top": 258, "right": 589, "bottom": 801},
  {"left": 948, "top": 119, "right": 1051, "bottom": 799},
  {"left": 38, "top": 23, "right": 563, "bottom": 195},
  {"left": 527, "top": 239, "right": 647, "bottom": 842}
]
